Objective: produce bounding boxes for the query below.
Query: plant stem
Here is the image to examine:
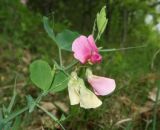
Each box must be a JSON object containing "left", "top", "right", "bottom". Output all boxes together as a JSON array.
[
  {"left": 152, "top": 80, "right": 160, "bottom": 130},
  {"left": 92, "top": 19, "right": 96, "bottom": 37},
  {"left": 99, "top": 44, "right": 147, "bottom": 52},
  {"left": 36, "top": 91, "right": 48, "bottom": 103},
  {"left": 59, "top": 48, "right": 63, "bottom": 67},
  {"left": 37, "top": 104, "right": 66, "bottom": 130},
  {"left": 64, "top": 60, "right": 78, "bottom": 71},
  {"left": 95, "top": 36, "right": 98, "bottom": 42}
]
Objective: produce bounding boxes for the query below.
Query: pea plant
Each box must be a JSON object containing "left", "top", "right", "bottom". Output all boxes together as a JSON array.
[{"left": 0, "top": 6, "right": 145, "bottom": 130}]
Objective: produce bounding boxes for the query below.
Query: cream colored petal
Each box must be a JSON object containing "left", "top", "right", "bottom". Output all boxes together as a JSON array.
[
  {"left": 68, "top": 85, "right": 80, "bottom": 105},
  {"left": 68, "top": 72, "right": 80, "bottom": 105},
  {"left": 79, "top": 79, "right": 102, "bottom": 109}
]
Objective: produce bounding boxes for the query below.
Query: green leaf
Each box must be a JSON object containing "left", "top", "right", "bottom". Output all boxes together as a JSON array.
[
  {"left": 60, "top": 114, "right": 66, "bottom": 122},
  {"left": 26, "top": 95, "right": 36, "bottom": 113},
  {"left": 51, "top": 71, "right": 69, "bottom": 92},
  {"left": 30, "top": 60, "right": 53, "bottom": 91},
  {"left": 43, "top": 16, "right": 79, "bottom": 51},
  {"left": 56, "top": 29, "right": 80, "bottom": 51},
  {"left": 12, "top": 117, "right": 21, "bottom": 130},
  {"left": 43, "top": 16, "right": 57, "bottom": 44},
  {"left": 96, "top": 6, "right": 108, "bottom": 39}
]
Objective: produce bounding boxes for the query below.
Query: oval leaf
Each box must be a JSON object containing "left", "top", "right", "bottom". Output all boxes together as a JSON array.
[
  {"left": 43, "top": 16, "right": 57, "bottom": 44},
  {"left": 30, "top": 60, "right": 53, "bottom": 91},
  {"left": 51, "top": 71, "right": 69, "bottom": 92},
  {"left": 56, "top": 29, "right": 80, "bottom": 51},
  {"left": 96, "top": 6, "right": 108, "bottom": 39}
]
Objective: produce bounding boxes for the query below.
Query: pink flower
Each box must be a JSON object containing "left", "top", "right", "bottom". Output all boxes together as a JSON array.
[
  {"left": 72, "top": 35, "right": 102, "bottom": 64},
  {"left": 86, "top": 69, "right": 116, "bottom": 96}
]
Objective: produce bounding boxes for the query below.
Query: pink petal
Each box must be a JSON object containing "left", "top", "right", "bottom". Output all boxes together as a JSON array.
[
  {"left": 88, "top": 75, "right": 116, "bottom": 96},
  {"left": 72, "top": 35, "right": 91, "bottom": 63},
  {"left": 72, "top": 35, "right": 102, "bottom": 64},
  {"left": 90, "top": 52, "right": 102, "bottom": 63},
  {"left": 87, "top": 35, "right": 98, "bottom": 52}
]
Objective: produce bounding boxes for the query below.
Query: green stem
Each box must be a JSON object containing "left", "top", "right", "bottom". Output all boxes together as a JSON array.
[
  {"left": 36, "top": 91, "right": 48, "bottom": 103},
  {"left": 95, "top": 34, "right": 99, "bottom": 42},
  {"left": 95, "top": 20, "right": 107, "bottom": 42},
  {"left": 64, "top": 60, "right": 78, "bottom": 71},
  {"left": 53, "top": 59, "right": 70, "bottom": 76},
  {"left": 152, "top": 80, "right": 160, "bottom": 130},
  {"left": 99, "top": 45, "right": 147, "bottom": 52},
  {"left": 95, "top": 38, "right": 97, "bottom": 43},
  {"left": 37, "top": 104, "right": 66, "bottom": 130},
  {"left": 92, "top": 19, "right": 96, "bottom": 37},
  {"left": 59, "top": 48, "right": 63, "bottom": 67},
  {"left": 3, "top": 106, "right": 28, "bottom": 123}
]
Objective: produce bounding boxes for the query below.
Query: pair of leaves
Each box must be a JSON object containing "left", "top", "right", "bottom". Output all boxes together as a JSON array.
[
  {"left": 29, "top": 60, "right": 68, "bottom": 92},
  {"left": 43, "top": 16, "right": 80, "bottom": 51},
  {"left": 96, "top": 6, "right": 108, "bottom": 40}
]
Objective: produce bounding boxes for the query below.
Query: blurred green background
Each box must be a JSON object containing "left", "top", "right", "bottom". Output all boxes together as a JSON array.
[{"left": 0, "top": 0, "right": 160, "bottom": 130}]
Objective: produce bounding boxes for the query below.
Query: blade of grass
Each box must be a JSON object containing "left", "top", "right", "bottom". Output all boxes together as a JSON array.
[
  {"left": 151, "top": 48, "right": 160, "bottom": 70},
  {"left": 4, "top": 122, "right": 12, "bottom": 130},
  {"left": 152, "top": 80, "right": 160, "bottom": 130},
  {"left": 3, "top": 106, "right": 28, "bottom": 123},
  {"left": 3, "top": 91, "right": 47, "bottom": 123},
  {"left": 124, "top": 122, "right": 133, "bottom": 130},
  {"left": 0, "top": 108, "right": 3, "bottom": 128},
  {"left": 7, "top": 75, "right": 17, "bottom": 113},
  {"left": 36, "top": 104, "right": 66, "bottom": 130},
  {"left": 0, "top": 109, "right": 3, "bottom": 121},
  {"left": 12, "top": 117, "right": 21, "bottom": 130}
]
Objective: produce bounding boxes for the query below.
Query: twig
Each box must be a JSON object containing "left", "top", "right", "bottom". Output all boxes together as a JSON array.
[{"left": 115, "top": 118, "right": 132, "bottom": 126}]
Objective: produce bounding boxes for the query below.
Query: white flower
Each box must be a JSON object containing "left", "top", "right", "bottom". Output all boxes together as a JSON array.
[{"left": 68, "top": 72, "right": 102, "bottom": 109}]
